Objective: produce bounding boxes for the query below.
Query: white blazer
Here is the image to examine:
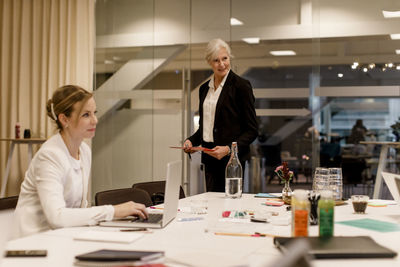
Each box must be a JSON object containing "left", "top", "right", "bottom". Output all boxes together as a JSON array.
[{"left": 13, "top": 133, "right": 114, "bottom": 238}]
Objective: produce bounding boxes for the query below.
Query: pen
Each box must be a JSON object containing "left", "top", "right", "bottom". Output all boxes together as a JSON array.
[
  {"left": 119, "top": 228, "right": 148, "bottom": 232},
  {"left": 214, "top": 232, "right": 276, "bottom": 238}
]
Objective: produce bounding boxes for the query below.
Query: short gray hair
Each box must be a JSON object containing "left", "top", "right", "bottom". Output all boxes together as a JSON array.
[{"left": 205, "top": 38, "right": 233, "bottom": 63}]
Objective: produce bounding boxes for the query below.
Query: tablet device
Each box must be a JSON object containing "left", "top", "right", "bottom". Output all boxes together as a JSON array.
[{"left": 274, "top": 236, "right": 397, "bottom": 259}]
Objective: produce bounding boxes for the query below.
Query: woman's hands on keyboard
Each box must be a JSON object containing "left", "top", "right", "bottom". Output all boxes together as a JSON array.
[{"left": 113, "top": 201, "right": 149, "bottom": 220}]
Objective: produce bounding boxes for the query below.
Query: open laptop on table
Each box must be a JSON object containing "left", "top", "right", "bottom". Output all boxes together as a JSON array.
[
  {"left": 381, "top": 171, "right": 400, "bottom": 203},
  {"left": 100, "top": 160, "right": 182, "bottom": 229}
]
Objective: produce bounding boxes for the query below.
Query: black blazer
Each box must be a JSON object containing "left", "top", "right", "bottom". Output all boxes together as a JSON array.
[{"left": 188, "top": 70, "right": 258, "bottom": 161}]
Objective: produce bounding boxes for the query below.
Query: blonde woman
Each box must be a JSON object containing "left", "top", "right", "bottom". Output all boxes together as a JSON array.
[{"left": 13, "top": 85, "right": 148, "bottom": 238}]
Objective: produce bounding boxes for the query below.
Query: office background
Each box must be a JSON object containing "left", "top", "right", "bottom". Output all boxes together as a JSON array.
[{"left": 1, "top": 0, "right": 400, "bottom": 199}]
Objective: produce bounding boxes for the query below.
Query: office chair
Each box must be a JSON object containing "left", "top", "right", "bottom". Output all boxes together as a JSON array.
[
  {"left": 95, "top": 188, "right": 153, "bottom": 207},
  {"left": 132, "top": 181, "right": 185, "bottom": 205},
  {"left": 0, "top": 195, "right": 18, "bottom": 211}
]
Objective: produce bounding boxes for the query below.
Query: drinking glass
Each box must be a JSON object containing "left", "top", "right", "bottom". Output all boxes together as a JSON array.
[
  {"left": 351, "top": 195, "right": 369, "bottom": 213},
  {"left": 313, "top": 167, "right": 329, "bottom": 192},
  {"left": 329, "top": 167, "right": 343, "bottom": 201}
]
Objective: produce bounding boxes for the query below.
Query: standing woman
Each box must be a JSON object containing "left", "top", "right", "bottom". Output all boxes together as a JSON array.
[
  {"left": 13, "top": 85, "right": 147, "bottom": 238},
  {"left": 184, "top": 39, "right": 258, "bottom": 192}
]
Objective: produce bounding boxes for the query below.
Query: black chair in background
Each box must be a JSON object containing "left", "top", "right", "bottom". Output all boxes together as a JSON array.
[
  {"left": 0, "top": 195, "right": 18, "bottom": 210},
  {"left": 95, "top": 188, "right": 153, "bottom": 207},
  {"left": 132, "top": 181, "right": 185, "bottom": 205}
]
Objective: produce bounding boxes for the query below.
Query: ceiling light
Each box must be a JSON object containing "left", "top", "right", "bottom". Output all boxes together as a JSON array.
[
  {"left": 337, "top": 73, "right": 343, "bottom": 78},
  {"left": 270, "top": 50, "right": 296, "bottom": 56},
  {"left": 230, "top": 17, "right": 243, "bottom": 26},
  {"left": 397, "top": 65, "right": 400, "bottom": 70},
  {"left": 351, "top": 64, "right": 357, "bottom": 70},
  {"left": 242, "top": 37, "right": 260, "bottom": 44},
  {"left": 390, "top": 34, "right": 400, "bottom": 39},
  {"left": 353, "top": 62, "right": 359, "bottom": 67},
  {"left": 368, "top": 63, "right": 375, "bottom": 69},
  {"left": 388, "top": 63, "right": 394, "bottom": 68},
  {"left": 396, "top": 50, "right": 400, "bottom": 54},
  {"left": 382, "top": 10, "right": 400, "bottom": 18},
  {"left": 363, "top": 67, "right": 368, "bottom": 72}
]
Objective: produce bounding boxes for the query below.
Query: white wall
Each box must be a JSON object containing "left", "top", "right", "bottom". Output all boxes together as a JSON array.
[{"left": 92, "top": 103, "right": 182, "bottom": 199}]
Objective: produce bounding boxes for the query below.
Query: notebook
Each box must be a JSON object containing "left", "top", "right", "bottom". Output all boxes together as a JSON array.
[
  {"left": 75, "top": 249, "right": 163, "bottom": 262},
  {"left": 381, "top": 171, "right": 400, "bottom": 203},
  {"left": 100, "top": 160, "right": 181, "bottom": 229},
  {"left": 274, "top": 236, "right": 397, "bottom": 259}
]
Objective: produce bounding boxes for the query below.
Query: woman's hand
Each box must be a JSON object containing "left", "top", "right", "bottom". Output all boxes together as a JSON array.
[
  {"left": 113, "top": 201, "right": 149, "bottom": 219},
  {"left": 205, "top": 146, "right": 230, "bottom": 160},
  {"left": 183, "top": 139, "right": 195, "bottom": 153}
]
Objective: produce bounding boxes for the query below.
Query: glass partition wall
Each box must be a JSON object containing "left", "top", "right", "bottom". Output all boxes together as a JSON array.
[{"left": 93, "top": 0, "right": 400, "bottom": 200}]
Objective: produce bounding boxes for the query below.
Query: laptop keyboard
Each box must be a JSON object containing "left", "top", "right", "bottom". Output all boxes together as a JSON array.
[{"left": 132, "top": 213, "right": 163, "bottom": 223}]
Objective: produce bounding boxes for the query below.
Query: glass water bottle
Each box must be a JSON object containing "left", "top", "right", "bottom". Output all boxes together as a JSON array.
[{"left": 225, "top": 142, "right": 243, "bottom": 198}]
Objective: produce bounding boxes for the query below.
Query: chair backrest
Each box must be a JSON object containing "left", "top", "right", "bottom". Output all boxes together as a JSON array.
[
  {"left": 95, "top": 188, "right": 153, "bottom": 207},
  {"left": 132, "top": 181, "right": 185, "bottom": 205},
  {"left": 0, "top": 195, "right": 18, "bottom": 211}
]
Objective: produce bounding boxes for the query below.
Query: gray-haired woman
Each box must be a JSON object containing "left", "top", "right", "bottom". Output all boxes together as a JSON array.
[{"left": 184, "top": 39, "right": 258, "bottom": 192}]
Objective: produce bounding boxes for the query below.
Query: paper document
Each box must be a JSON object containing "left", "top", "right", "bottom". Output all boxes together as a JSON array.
[
  {"left": 170, "top": 146, "right": 215, "bottom": 151},
  {"left": 337, "top": 218, "right": 400, "bottom": 232},
  {"left": 74, "top": 230, "right": 144, "bottom": 244}
]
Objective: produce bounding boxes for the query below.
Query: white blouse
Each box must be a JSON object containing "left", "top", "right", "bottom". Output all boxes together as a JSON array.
[
  {"left": 203, "top": 70, "right": 230, "bottom": 142},
  {"left": 13, "top": 133, "right": 114, "bottom": 238}
]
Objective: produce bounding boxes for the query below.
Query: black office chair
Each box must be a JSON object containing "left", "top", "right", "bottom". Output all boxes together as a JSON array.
[
  {"left": 95, "top": 188, "right": 153, "bottom": 207},
  {"left": 132, "top": 181, "right": 185, "bottom": 205},
  {"left": 0, "top": 195, "right": 18, "bottom": 210}
]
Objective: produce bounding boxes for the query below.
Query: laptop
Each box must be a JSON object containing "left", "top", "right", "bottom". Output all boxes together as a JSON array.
[
  {"left": 381, "top": 171, "right": 400, "bottom": 203},
  {"left": 100, "top": 160, "right": 181, "bottom": 228}
]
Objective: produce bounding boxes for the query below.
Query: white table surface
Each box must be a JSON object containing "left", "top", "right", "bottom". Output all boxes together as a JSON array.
[{"left": 2, "top": 192, "right": 400, "bottom": 267}]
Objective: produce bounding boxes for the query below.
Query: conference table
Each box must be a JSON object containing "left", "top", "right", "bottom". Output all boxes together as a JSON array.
[{"left": 2, "top": 192, "right": 400, "bottom": 267}]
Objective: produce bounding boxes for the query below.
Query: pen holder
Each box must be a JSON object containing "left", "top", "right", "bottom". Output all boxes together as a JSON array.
[{"left": 308, "top": 192, "right": 320, "bottom": 225}]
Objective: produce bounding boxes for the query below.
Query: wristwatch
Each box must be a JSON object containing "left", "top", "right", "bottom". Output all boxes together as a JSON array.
[{"left": 226, "top": 145, "right": 231, "bottom": 156}]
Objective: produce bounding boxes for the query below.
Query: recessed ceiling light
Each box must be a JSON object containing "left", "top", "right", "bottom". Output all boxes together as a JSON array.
[
  {"left": 382, "top": 10, "right": 400, "bottom": 18},
  {"left": 337, "top": 73, "right": 344, "bottom": 78},
  {"left": 363, "top": 67, "right": 368, "bottom": 72},
  {"left": 390, "top": 34, "right": 400, "bottom": 39},
  {"left": 230, "top": 17, "right": 243, "bottom": 26},
  {"left": 396, "top": 49, "right": 400, "bottom": 54},
  {"left": 270, "top": 50, "right": 296, "bottom": 56},
  {"left": 242, "top": 37, "right": 260, "bottom": 44}
]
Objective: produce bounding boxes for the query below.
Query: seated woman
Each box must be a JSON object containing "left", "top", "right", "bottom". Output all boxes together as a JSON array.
[{"left": 13, "top": 85, "right": 148, "bottom": 238}]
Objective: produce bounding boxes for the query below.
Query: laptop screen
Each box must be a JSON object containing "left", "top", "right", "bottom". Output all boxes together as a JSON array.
[{"left": 162, "top": 160, "right": 181, "bottom": 226}]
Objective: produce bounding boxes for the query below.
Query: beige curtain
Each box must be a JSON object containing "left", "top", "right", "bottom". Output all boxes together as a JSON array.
[{"left": 0, "top": 0, "right": 94, "bottom": 196}]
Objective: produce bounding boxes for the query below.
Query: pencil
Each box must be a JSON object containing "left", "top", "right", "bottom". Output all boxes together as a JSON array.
[{"left": 214, "top": 232, "right": 277, "bottom": 238}]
